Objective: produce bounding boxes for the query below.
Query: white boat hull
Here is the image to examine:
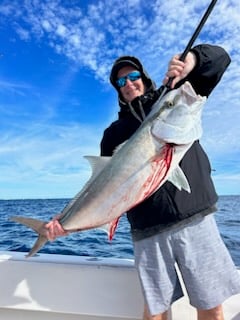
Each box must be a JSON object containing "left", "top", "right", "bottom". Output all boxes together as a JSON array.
[{"left": 0, "top": 251, "right": 239, "bottom": 320}]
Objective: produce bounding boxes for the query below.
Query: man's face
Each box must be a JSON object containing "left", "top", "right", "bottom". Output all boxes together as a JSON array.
[{"left": 117, "top": 66, "right": 145, "bottom": 102}]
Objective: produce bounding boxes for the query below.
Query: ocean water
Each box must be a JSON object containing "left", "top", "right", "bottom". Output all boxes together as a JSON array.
[{"left": 0, "top": 195, "right": 239, "bottom": 266}]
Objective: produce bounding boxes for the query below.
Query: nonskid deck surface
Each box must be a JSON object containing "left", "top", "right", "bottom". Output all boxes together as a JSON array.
[{"left": 0, "top": 251, "right": 239, "bottom": 320}]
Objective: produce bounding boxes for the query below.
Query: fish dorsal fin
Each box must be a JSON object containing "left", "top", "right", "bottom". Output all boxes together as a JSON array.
[
  {"left": 84, "top": 155, "right": 111, "bottom": 180},
  {"left": 168, "top": 165, "right": 191, "bottom": 193},
  {"left": 60, "top": 156, "right": 111, "bottom": 216},
  {"left": 113, "top": 141, "right": 127, "bottom": 154}
]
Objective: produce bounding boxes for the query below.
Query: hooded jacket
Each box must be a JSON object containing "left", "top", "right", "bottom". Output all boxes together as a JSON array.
[{"left": 100, "top": 44, "right": 231, "bottom": 241}]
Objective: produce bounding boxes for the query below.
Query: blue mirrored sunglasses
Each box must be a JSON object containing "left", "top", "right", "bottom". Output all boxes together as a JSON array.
[{"left": 116, "top": 71, "right": 141, "bottom": 88}]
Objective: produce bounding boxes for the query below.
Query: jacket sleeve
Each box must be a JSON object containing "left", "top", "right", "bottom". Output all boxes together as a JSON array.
[
  {"left": 180, "top": 44, "right": 231, "bottom": 97},
  {"left": 100, "top": 127, "right": 115, "bottom": 156}
]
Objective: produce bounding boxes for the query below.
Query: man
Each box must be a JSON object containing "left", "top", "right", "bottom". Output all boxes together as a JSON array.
[{"left": 46, "top": 45, "right": 240, "bottom": 320}]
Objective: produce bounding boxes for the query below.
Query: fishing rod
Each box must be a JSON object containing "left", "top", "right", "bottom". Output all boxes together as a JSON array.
[{"left": 162, "top": 0, "right": 218, "bottom": 95}]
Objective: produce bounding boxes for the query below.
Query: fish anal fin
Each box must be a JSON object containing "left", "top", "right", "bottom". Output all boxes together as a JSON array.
[
  {"left": 108, "top": 217, "right": 120, "bottom": 241},
  {"left": 98, "top": 217, "right": 120, "bottom": 241}
]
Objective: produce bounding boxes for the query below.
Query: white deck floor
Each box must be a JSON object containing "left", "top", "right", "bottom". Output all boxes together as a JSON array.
[{"left": 0, "top": 251, "right": 239, "bottom": 320}]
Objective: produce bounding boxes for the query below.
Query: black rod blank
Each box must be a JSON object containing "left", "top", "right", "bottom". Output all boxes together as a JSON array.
[
  {"left": 180, "top": 0, "right": 218, "bottom": 62},
  {"left": 166, "top": 0, "right": 218, "bottom": 89}
]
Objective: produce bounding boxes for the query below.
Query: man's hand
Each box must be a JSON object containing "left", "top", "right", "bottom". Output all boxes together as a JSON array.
[
  {"left": 45, "top": 215, "right": 69, "bottom": 241},
  {"left": 163, "top": 51, "right": 197, "bottom": 89}
]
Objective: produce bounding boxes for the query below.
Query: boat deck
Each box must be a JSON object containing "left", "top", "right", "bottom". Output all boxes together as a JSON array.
[{"left": 0, "top": 251, "right": 239, "bottom": 320}]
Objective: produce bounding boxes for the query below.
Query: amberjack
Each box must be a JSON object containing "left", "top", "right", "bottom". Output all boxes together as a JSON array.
[{"left": 11, "top": 81, "right": 206, "bottom": 257}]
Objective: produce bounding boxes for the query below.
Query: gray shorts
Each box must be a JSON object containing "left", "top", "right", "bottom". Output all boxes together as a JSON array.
[{"left": 133, "top": 214, "right": 240, "bottom": 315}]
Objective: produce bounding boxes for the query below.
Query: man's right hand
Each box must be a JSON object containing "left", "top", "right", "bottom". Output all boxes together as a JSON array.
[{"left": 45, "top": 215, "right": 69, "bottom": 241}]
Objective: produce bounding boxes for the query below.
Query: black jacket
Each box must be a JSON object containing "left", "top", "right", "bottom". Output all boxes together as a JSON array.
[{"left": 100, "top": 44, "right": 231, "bottom": 239}]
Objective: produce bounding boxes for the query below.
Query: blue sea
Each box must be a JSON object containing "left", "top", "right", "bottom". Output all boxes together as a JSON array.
[{"left": 0, "top": 195, "right": 239, "bottom": 266}]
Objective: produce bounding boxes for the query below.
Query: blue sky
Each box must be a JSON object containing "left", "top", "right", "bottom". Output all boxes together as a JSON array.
[{"left": 0, "top": 0, "right": 240, "bottom": 199}]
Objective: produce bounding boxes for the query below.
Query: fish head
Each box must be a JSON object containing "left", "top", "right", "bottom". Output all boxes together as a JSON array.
[{"left": 151, "top": 81, "right": 206, "bottom": 144}]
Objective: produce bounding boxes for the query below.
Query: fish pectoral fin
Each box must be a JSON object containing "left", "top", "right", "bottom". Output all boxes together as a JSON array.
[{"left": 168, "top": 166, "right": 191, "bottom": 193}]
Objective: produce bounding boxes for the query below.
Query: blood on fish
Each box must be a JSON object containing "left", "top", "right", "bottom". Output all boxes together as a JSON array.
[
  {"left": 140, "top": 144, "right": 173, "bottom": 199},
  {"left": 108, "top": 144, "right": 173, "bottom": 240},
  {"left": 109, "top": 217, "right": 120, "bottom": 240}
]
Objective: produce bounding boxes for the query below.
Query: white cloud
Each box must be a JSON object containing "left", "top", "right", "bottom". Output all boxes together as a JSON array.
[
  {"left": 42, "top": 20, "right": 53, "bottom": 32},
  {"left": 1, "top": 0, "right": 240, "bottom": 197},
  {"left": 3, "top": 0, "right": 239, "bottom": 84},
  {"left": 0, "top": 121, "right": 101, "bottom": 198}
]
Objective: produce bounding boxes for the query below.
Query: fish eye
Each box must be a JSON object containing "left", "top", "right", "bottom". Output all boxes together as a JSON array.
[{"left": 164, "top": 100, "right": 174, "bottom": 108}]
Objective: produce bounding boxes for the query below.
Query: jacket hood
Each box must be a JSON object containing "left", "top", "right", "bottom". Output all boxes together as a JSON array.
[{"left": 109, "top": 56, "right": 156, "bottom": 108}]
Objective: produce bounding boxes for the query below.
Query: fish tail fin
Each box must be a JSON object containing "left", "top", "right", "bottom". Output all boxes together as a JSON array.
[
  {"left": 10, "top": 216, "right": 48, "bottom": 258},
  {"left": 26, "top": 234, "right": 48, "bottom": 258}
]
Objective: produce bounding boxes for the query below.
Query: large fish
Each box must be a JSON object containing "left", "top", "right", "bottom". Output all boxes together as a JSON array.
[{"left": 11, "top": 81, "right": 206, "bottom": 257}]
